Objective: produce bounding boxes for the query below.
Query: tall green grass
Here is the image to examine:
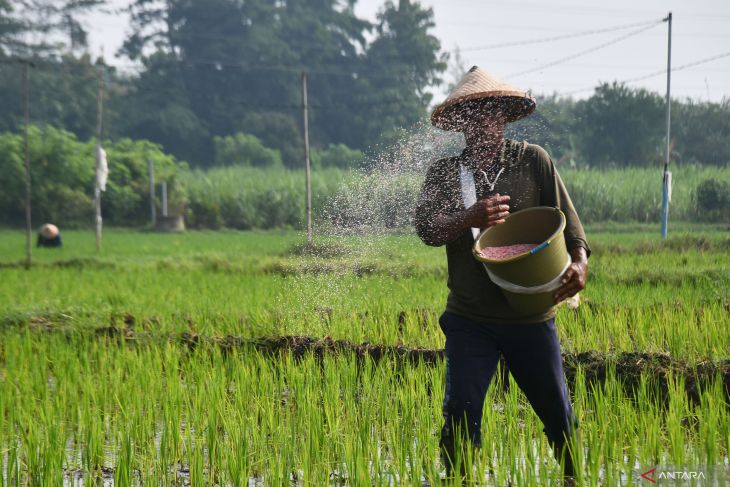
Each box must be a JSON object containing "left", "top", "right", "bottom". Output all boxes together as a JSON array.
[
  {"left": 562, "top": 164, "right": 730, "bottom": 223},
  {"left": 178, "top": 165, "right": 730, "bottom": 229},
  {"left": 179, "top": 166, "right": 354, "bottom": 229}
]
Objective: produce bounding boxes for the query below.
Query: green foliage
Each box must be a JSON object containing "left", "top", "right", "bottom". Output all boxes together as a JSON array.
[
  {"left": 237, "top": 112, "right": 302, "bottom": 168},
  {"left": 103, "top": 138, "right": 186, "bottom": 225},
  {"left": 346, "top": 0, "right": 447, "bottom": 148},
  {"left": 111, "top": 0, "right": 446, "bottom": 165},
  {"left": 2, "top": 132, "right": 728, "bottom": 231},
  {"left": 574, "top": 82, "right": 665, "bottom": 167},
  {"left": 695, "top": 179, "right": 730, "bottom": 221},
  {"left": 509, "top": 85, "right": 730, "bottom": 170},
  {"left": 0, "top": 125, "right": 185, "bottom": 228},
  {"left": 213, "top": 133, "right": 283, "bottom": 167},
  {"left": 311, "top": 143, "right": 363, "bottom": 168},
  {"left": 112, "top": 55, "right": 211, "bottom": 163},
  {"left": 509, "top": 95, "right": 578, "bottom": 165},
  {"left": 3, "top": 3, "right": 729, "bottom": 173},
  {"left": 0, "top": 55, "right": 110, "bottom": 139},
  {"left": 0, "top": 129, "right": 25, "bottom": 219},
  {"left": 0, "top": 0, "right": 104, "bottom": 57},
  {"left": 672, "top": 99, "right": 730, "bottom": 166},
  {"left": 0, "top": 125, "right": 94, "bottom": 227}
]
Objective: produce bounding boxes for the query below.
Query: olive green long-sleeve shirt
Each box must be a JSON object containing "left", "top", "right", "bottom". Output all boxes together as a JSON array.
[{"left": 415, "top": 138, "right": 590, "bottom": 324}]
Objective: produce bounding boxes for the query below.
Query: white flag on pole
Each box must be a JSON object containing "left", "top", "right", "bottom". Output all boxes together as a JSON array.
[
  {"left": 666, "top": 171, "right": 672, "bottom": 202},
  {"left": 96, "top": 146, "right": 108, "bottom": 192}
]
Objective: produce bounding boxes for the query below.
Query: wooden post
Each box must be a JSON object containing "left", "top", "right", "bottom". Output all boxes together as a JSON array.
[
  {"left": 148, "top": 158, "right": 156, "bottom": 226},
  {"left": 94, "top": 65, "right": 104, "bottom": 251},
  {"left": 661, "top": 12, "right": 672, "bottom": 239},
  {"left": 161, "top": 181, "right": 168, "bottom": 217},
  {"left": 301, "top": 71, "right": 312, "bottom": 243},
  {"left": 22, "top": 61, "right": 32, "bottom": 269}
]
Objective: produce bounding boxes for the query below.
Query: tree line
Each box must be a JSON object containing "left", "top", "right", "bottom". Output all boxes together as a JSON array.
[
  {"left": 2, "top": 126, "right": 726, "bottom": 229},
  {"left": 510, "top": 84, "right": 730, "bottom": 168},
  {"left": 1, "top": 0, "right": 729, "bottom": 170},
  {"left": 1, "top": 0, "right": 446, "bottom": 168}
]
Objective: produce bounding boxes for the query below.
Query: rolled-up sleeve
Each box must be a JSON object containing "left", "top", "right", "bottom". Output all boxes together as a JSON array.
[
  {"left": 415, "top": 159, "right": 451, "bottom": 247},
  {"left": 536, "top": 147, "right": 591, "bottom": 257}
]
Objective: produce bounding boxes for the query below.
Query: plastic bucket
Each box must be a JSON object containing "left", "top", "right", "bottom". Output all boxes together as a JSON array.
[{"left": 473, "top": 206, "right": 570, "bottom": 316}]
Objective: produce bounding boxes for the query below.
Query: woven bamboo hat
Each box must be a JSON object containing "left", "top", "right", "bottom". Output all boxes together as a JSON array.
[
  {"left": 431, "top": 66, "right": 536, "bottom": 131},
  {"left": 39, "top": 223, "right": 59, "bottom": 239}
]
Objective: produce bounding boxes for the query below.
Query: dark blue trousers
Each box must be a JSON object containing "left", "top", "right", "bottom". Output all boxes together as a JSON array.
[{"left": 439, "top": 311, "right": 577, "bottom": 475}]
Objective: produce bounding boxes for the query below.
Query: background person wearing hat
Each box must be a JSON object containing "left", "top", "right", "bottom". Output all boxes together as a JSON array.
[
  {"left": 415, "top": 66, "right": 590, "bottom": 479},
  {"left": 37, "top": 223, "right": 63, "bottom": 248}
]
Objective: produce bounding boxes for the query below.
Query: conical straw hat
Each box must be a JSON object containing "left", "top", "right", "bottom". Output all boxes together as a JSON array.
[
  {"left": 39, "top": 223, "right": 59, "bottom": 239},
  {"left": 431, "top": 66, "right": 536, "bottom": 131}
]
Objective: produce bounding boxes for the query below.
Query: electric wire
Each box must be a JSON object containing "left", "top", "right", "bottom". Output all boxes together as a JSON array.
[
  {"left": 2, "top": 56, "right": 429, "bottom": 81},
  {"left": 559, "top": 50, "right": 730, "bottom": 96},
  {"left": 621, "top": 51, "right": 730, "bottom": 84},
  {"left": 3, "top": 18, "right": 728, "bottom": 106},
  {"left": 460, "top": 20, "right": 658, "bottom": 51},
  {"left": 83, "top": 18, "right": 663, "bottom": 53},
  {"left": 506, "top": 19, "right": 663, "bottom": 79}
]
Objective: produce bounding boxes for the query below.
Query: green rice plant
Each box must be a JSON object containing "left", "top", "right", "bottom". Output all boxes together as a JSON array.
[
  {"left": 666, "top": 373, "right": 691, "bottom": 467},
  {"left": 697, "top": 376, "right": 724, "bottom": 465},
  {"left": 113, "top": 431, "right": 133, "bottom": 487},
  {"left": 0, "top": 225, "right": 728, "bottom": 485},
  {"left": 2, "top": 228, "right": 727, "bottom": 361},
  {"left": 0, "top": 335, "right": 727, "bottom": 484}
]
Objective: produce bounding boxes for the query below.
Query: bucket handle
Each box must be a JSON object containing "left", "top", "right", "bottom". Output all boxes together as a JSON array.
[
  {"left": 530, "top": 241, "right": 550, "bottom": 254},
  {"left": 528, "top": 207, "right": 563, "bottom": 255}
]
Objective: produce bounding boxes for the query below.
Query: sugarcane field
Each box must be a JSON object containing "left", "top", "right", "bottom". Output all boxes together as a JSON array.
[{"left": 1, "top": 0, "right": 729, "bottom": 486}]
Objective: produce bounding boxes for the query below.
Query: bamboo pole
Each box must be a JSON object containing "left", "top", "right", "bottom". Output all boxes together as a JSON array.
[{"left": 302, "top": 71, "right": 312, "bottom": 243}]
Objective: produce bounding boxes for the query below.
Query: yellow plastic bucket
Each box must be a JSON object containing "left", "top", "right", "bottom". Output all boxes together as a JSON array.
[{"left": 473, "top": 206, "right": 570, "bottom": 316}]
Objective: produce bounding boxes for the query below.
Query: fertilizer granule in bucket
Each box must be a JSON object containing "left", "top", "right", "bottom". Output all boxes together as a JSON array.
[{"left": 479, "top": 243, "right": 537, "bottom": 261}]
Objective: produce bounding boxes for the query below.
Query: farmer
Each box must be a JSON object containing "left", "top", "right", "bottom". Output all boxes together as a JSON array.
[
  {"left": 415, "top": 66, "right": 590, "bottom": 479},
  {"left": 37, "top": 223, "right": 63, "bottom": 248}
]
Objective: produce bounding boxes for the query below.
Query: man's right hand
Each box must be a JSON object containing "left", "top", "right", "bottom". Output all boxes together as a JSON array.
[
  {"left": 422, "top": 194, "right": 511, "bottom": 246},
  {"left": 464, "top": 194, "right": 511, "bottom": 229}
]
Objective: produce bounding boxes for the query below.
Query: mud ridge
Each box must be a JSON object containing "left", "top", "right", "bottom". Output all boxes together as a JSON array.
[
  {"left": 5, "top": 316, "right": 730, "bottom": 404},
  {"left": 180, "top": 334, "right": 729, "bottom": 405}
]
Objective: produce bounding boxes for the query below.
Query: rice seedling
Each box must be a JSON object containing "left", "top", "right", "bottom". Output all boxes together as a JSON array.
[{"left": 0, "top": 226, "right": 727, "bottom": 484}]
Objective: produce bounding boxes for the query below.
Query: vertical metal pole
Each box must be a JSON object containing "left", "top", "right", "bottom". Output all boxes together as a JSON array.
[
  {"left": 148, "top": 159, "right": 156, "bottom": 226},
  {"left": 661, "top": 12, "right": 672, "bottom": 239},
  {"left": 301, "top": 71, "right": 312, "bottom": 243},
  {"left": 94, "top": 65, "right": 104, "bottom": 251},
  {"left": 23, "top": 62, "right": 32, "bottom": 269},
  {"left": 161, "top": 181, "right": 168, "bottom": 217}
]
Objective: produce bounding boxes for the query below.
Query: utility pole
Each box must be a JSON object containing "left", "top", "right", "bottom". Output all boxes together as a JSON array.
[
  {"left": 161, "top": 181, "right": 168, "bottom": 217},
  {"left": 301, "top": 71, "right": 312, "bottom": 243},
  {"left": 22, "top": 60, "right": 32, "bottom": 269},
  {"left": 661, "top": 12, "right": 672, "bottom": 239},
  {"left": 148, "top": 159, "right": 156, "bottom": 226},
  {"left": 94, "top": 65, "right": 104, "bottom": 251}
]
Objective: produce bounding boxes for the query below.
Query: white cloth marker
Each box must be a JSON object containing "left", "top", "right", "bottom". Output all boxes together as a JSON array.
[{"left": 459, "top": 164, "right": 480, "bottom": 240}]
